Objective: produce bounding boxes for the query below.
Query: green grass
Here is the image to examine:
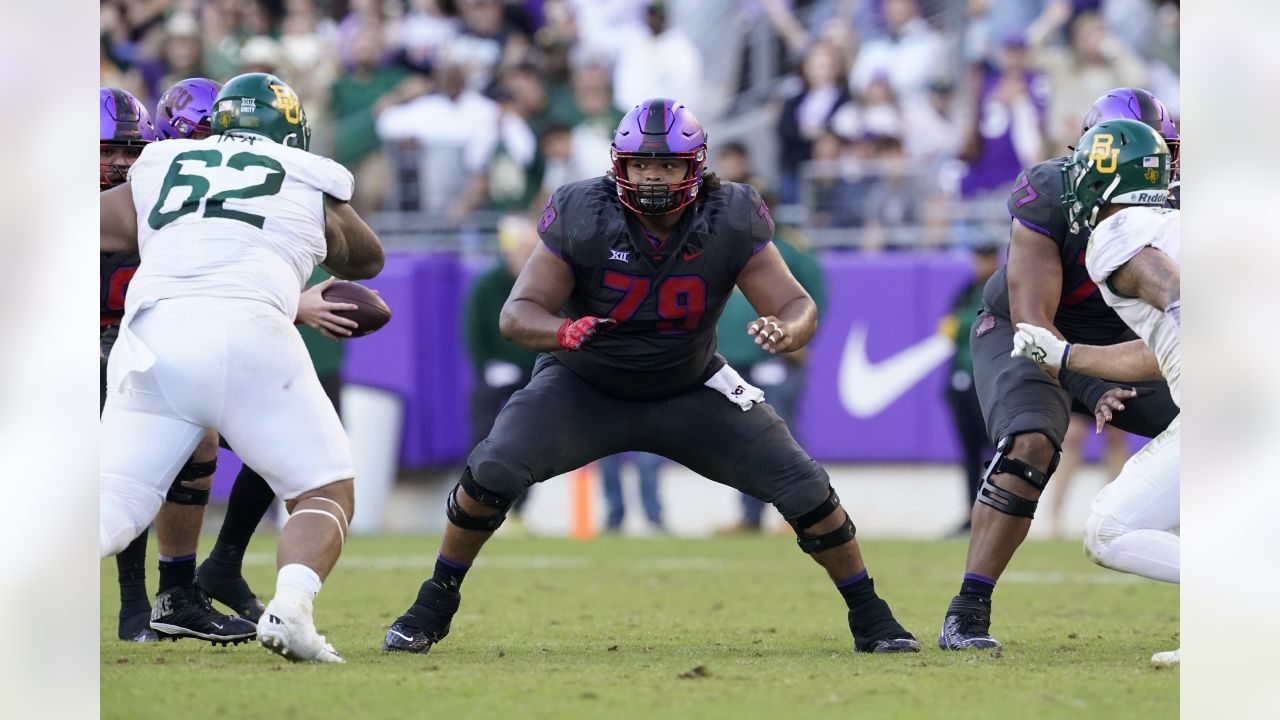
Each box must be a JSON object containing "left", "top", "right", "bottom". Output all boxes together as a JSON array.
[{"left": 102, "top": 535, "right": 1178, "bottom": 720}]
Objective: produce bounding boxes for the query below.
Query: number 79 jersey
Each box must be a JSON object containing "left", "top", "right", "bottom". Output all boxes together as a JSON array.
[{"left": 125, "top": 134, "right": 354, "bottom": 320}]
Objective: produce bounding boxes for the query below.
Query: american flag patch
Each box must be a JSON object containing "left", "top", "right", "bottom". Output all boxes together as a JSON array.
[{"left": 1143, "top": 156, "right": 1159, "bottom": 167}]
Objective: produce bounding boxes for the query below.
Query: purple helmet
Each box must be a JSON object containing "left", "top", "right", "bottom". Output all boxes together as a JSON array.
[
  {"left": 611, "top": 98, "right": 708, "bottom": 215},
  {"left": 155, "top": 77, "right": 224, "bottom": 140},
  {"left": 1082, "top": 87, "right": 1179, "bottom": 176},
  {"left": 100, "top": 87, "right": 155, "bottom": 189}
]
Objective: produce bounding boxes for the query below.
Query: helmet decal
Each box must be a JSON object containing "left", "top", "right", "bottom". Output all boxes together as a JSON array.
[{"left": 155, "top": 77, "right": 223, "bottom": 140}]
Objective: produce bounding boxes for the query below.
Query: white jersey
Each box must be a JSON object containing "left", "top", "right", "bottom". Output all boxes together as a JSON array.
[
  {"left": 1086, "top": 206, "right": 1180, "bottom": 406},
  {"left": 125, "top": 134, "right": 354, "bottom": 320}
]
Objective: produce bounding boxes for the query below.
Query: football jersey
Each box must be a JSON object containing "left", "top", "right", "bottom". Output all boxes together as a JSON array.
[
  {"left": 101, "top": 251, "right": 139, "bottom": 327},
  {"left": 125, "top": 134, "right": 354, "bottom": 320},
  {"left": 539, "top": 176, "right": 775, "bottom": 400},
  {"left": 982, "top": 156, "right": 1133, "bottom": 346},
  {"left": 1086, "top": 206, "right": 1180, "bottom": 407}
]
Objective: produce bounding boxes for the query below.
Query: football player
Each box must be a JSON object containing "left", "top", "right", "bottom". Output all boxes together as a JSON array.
[
  {"left": 100, "top": 86, "right": 255, "bottom": 644},
  {"left": 382, "top": 99, "right": 920, "bottom": 656},
  {"left": 939, "top": 89, "right": 1182, "bottom": 650},
  {"left": 99, "top": 73, "right": 384, "bottom": 663},
  {"left": 1011, "top": 119, "right": 1180, "bottom": 664}
]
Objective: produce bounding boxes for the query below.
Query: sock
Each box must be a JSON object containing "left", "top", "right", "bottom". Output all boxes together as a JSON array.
[
  {"left": 960, "top": 572, "right": 996, "bottom": 601},
  {"left": 116, "top": 531, "right": 150, "bottom": 615},
  {"left": 835, "top": 569, "right": 875, "bottom": 609},
  {"left": 205, "top": 466, "right": 275, "bottom": 575},
  {"left": 158, "top": 553, "right": 197, "bottom": 593},
  {"left": 275, "top": 563, "right": 323, "bottom": 604},
  {"left": 425, "top": 552, "right": 471, "bottom": 594}
]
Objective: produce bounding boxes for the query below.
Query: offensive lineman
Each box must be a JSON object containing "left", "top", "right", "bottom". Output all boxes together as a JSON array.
[
  {"left": 939, "top": 89, "right": 1183, "bottom": 650},
  {"left": 100, "top": 86, "right": 255, "bottom": 644},
  {"left": 99, "top": 73, "right": 384, "bottom": 662},
  {"left": 383, "top": 99, "right": 919, "bottom": 656},
  {"left": 1011, "top": 119, "right": 1180, "bottom": 664}
]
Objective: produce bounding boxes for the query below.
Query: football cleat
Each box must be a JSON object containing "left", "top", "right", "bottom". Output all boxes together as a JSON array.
[
  {"left": 197, "top": 561, "right": 266, "bottom": 622},
  {"left": 383, "top": 580, "right": 460, "bottom": 654},
  {"left": 848, "top": 597, "right": 921, "bottom": 654},
  {"left": 1151, "top": 648, "right": 1180, "bottom": 666},
  {"left": 258, "top": 598, "right": 344, "bottom": 663},
  {"left": 118, "top": 608, "right": 159, "bottom": 643},
  {"left": 149, "top": 585, "right": 257, "bottom": 645},
  {"left": 938, "top": 594, "right": 1002, "bottom": 650},
  {"left": 382, "top": 621, "right": 440, "bottom": 654}
]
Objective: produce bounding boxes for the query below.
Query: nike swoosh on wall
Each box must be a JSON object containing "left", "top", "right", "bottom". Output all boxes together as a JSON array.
[{"left": 838, "top": 324, "right": 955, "bottom": 419}]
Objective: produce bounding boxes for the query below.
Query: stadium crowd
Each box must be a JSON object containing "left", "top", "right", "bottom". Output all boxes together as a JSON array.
[{"left": 100, "top": 0, "right": 1180, "bottom": 249}]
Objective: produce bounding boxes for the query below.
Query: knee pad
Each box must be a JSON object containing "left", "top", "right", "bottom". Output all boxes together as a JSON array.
[
  {"left": 446, "top": 467, "right": 514, "bottom": 532},
  {"left": 786, "top": 487, "right": 857, "bottom": 555},
  {"left": 166, "top": 457, "right": 217, "bottom": 505},
  {"left": 976, "top": 434, "right": 1061, "bottom": 519}
]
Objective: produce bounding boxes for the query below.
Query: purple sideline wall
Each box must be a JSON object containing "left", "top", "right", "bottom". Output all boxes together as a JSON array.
[{"left": 210, "top": 251, "right": 1136, "bottom": 496}]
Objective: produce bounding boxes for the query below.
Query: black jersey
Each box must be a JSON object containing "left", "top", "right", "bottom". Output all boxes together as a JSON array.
[
  {"left": 981, "top": 157, "right": 1132, "bottom": 346},
  {"left": 102, "top": 251, "right": 139, "bottom": 328},
  {"left": 538, "top": 176, "right": 775, "bottom": 401}
]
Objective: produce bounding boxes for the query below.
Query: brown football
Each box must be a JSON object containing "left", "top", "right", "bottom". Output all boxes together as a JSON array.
[{"left": 322, "top": 280, "right": 392, "bottom": 338}]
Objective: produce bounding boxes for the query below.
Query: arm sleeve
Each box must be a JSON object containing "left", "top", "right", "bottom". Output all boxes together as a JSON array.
[{"left": 1059, "top": 367, "right": 1123, "bottom": 414}]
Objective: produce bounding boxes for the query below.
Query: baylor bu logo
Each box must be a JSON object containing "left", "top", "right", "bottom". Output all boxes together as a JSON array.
[
  {"left": 268, "top": 83, "right": 301, "bottom": 124},
  {"left": 1089, "top": 133, "right": 1120, "bottom": 173}
]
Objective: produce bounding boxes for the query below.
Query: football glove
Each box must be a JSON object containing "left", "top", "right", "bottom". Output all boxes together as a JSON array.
[
  {"left": 1011, "top": 322, "right": 1070, "bottom": 370},
  {"left": 557, "top": 316, "right": 616, "bottom": 351}
]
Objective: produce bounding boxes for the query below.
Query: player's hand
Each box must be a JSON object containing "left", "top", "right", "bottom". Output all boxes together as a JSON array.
[
  {"left": 1012, "top": 322, "right": 1070, "bottom": 370},
  {"left": 1093, "top": 386, "right": 1137, "bottom": 434},
  {"left": 557, "top": 316, "right": 616, "bottom": 351},
  {"left": 297, "top": 277, "right": 360, "bottom": 341},
  {"left": 748, "top": 316, "right": 794, "bottom": 354}
]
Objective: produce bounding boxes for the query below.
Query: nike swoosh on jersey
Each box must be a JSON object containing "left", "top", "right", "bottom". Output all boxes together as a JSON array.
[{"left": 838, "top": 324, "right": 955, "bottom": 419}]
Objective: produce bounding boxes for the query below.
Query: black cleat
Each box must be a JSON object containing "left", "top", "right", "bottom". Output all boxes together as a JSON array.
[
  {"left": 149, "top": 584, "right": 257, "bottom": 645},
  {"left": 383, "top": 580, "right": 460, "bottom": 654},
  {"left": 383, "top": 621, "right": 441, "bottom": 654},
  {"left": 848, "top": 598, "right": 921, "bottom": 654},
  {"left": 118, "top": 608, "right": 159, "bottom": 643},
  {"left": 939, "top": 594, "right": 1002, "bottom": 650},
  {"left": 197, "top": 561, "right": 265, "bottom": 623}
]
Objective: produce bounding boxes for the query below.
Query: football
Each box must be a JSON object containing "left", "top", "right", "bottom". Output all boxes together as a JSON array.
[{"left": 322, "top": 280, "right": 391, "bottom": 337}]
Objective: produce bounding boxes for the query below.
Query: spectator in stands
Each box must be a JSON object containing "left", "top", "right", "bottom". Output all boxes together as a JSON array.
[
  {"left": 716, "top": 147, "right": 826, "bottom": 533},
  {"left": 448, "top": 63, "right": 543, "bottom": 222},
  {"left": 958, "top": 32, "right": 1052, "bottom": 199},
  {"left": 777, "top": 40, "right": 852, "bottom": 204},
  {"left": 375, "top": 61, "right": 498, "bottom": 217},
  {"left": 537, "top": 123, "right": 576, "bottom": 203},
  {"left": 599, "top": 453, "right": 666, "bottom": 536},
  {"left": 462, "top": 215, "right": 541, "bottom": 530},
  {"left": 612, "top": 1, "right": 703, "bottom": 110},
  {"left": 940, "top": 243, "right": 1000, "bottom": 536},
  {"left": 901, "top": 78, "right": 965, "bottom": 163},
  {"left": 566, "top": 0, "right": 647, "bottom": 65},
  {"left": 1028, "top": 0, "right": 1147, "bottom": 152},
  {"left": 331, "top": 26, "right": 410, "bottom": 215},
  {"left": 448, "top": 0, "right": 530, "bottom": 93},
  {"left": 849, "top": 0, "right": 946, "bottom": 102},
  {"left": 861, "top": 134, "right": 935, "bottom": 250},
  {"left": 566, "top": 61, "right": 626, "bottom": 182},
  {"left": 400, "top": 0, "right": 460, "bottom": 73}
]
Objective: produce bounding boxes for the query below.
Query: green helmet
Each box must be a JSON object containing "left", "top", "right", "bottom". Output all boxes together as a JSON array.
[
  {"left": 211, "top": 73, "right": 311, "bottom": 151},
  {"left": 1061, "top": 118, "right": 1171, "bottom": 232}
]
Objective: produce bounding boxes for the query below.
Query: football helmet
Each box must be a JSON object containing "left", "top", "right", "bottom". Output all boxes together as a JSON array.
[
  {"left": 1082, "top": 87, "right": 1179, "bottom": 178},
  {"left": 155, "top": 77, "right": 224, "bottom": 140},
  {"left": 611, "top": 98, "right": 707, "bottom": 215},
  {"left": 1061, "top": 119, "right": 1172, "bottom": 232},
  {"left": 100, "top": 87, "right": 155, "bottom": 189},
  {"left": 211, "top": 73, "right": 310, "bottom": 151}
]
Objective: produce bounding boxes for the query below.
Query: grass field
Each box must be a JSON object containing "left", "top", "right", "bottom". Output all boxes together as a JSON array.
[{"left": 101, "top": 534, "right": 1178, "bottom": 720}]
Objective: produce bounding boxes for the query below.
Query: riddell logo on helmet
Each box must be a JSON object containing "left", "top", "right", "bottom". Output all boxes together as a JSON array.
[{"left": 1133, "top": 191, "right": 1168, "bottom": 204}]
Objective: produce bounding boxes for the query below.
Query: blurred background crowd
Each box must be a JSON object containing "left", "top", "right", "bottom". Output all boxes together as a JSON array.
[
  {"left": 101, "top": 0, "right": 1180, "bottom": 249},
  {"left": 100, "top": 0, "right": 1180, "bottom": 537}
]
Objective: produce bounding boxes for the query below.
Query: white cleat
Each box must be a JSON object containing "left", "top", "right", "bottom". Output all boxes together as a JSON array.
[
  {"left": 257, "top": 598, "right": 345, "bottom": 664},
  {"left": 1151, "top": 648, "right": 1180, "bottom": 666}
]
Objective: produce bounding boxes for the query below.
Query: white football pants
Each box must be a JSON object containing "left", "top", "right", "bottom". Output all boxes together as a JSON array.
[
  {"left": 101, "top": 297, "right": 353, "bottom": 557},
  {"left": 1083, "top": 415, "right": 1180, "bottom": 583}
]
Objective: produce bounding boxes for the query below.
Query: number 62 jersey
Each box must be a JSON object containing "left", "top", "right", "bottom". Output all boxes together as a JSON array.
[{"left": 125, "top": 134, "right": 354, "bottom": 320}]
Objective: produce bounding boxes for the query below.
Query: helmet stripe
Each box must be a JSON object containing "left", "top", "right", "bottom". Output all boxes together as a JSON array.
[{"left": 1132, "top": 90, "right": 1161, "bottom": 129}]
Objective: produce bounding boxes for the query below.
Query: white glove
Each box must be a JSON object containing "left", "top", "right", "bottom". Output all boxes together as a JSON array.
[{"left": 1011, "top": 322, "right": 1070, "bottom": 370}]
